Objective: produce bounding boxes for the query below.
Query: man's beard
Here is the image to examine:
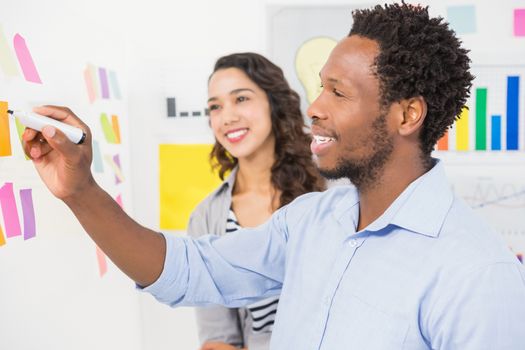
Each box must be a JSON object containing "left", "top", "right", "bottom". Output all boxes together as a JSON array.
[{"left": 319, "top": 113, "right": 394, "bottom": 192}]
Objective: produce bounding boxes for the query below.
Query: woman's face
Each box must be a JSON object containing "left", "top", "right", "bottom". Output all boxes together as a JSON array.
[{"left": 207, "top": 67, "right": 274, "bottom": 161}]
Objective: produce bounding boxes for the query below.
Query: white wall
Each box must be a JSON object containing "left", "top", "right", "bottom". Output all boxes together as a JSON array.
[{"left": 0, "top": 0, "right": 141, "bottom": 349}]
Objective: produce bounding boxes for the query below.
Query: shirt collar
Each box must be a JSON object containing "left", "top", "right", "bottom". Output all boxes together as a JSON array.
[
  {"left": 365, "top": 159, "right": 454, "bottom": 237},
  {"left": 214, "top": 166, "right": 238, "bottom": 197}
]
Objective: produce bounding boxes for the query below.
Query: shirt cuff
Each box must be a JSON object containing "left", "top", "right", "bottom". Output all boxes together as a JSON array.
[{"left": 136, "top": 232, "right": 189, "bottom": 306}]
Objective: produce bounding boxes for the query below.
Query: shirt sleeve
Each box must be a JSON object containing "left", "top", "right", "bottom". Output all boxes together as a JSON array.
[
  {"left": 426, "top": 262, "right": 525, "bottom": 349},
  {"left": 187, "top": 203, "right": 245, "bottom": 347},
  {"left": 140, "top": 207, "right": 288, "bottom": 308}
]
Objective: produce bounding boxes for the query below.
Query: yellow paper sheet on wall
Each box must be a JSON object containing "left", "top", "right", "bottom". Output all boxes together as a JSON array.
[
  {"left": 0, "top": 101, "right": 12, "bottom": 157},
  {"left": 159, "top": 144, "right": 222, "bottom": 230}
]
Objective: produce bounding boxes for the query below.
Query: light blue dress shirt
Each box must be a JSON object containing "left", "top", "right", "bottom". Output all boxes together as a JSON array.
[{"left": 143, "top": 161, "right": 525, "bottom": 349}]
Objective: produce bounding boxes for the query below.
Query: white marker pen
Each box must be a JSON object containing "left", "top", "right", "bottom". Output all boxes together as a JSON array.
[{"left": 7, "top": 109, "right": 86, "bottom": 144}]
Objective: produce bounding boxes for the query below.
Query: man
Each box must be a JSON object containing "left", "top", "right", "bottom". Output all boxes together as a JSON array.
[{"left": 24, "top": 3, "right": 525, "bottom": 349}]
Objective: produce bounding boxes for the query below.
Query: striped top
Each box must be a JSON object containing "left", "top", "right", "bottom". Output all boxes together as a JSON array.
[{"left": 226, "top": 209, "right": 279, "bottom": 334}]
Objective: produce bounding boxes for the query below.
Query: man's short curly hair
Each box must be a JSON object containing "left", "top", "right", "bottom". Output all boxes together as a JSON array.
[{"left": 350, "top": 2, "right": 474, "bottom": 156}]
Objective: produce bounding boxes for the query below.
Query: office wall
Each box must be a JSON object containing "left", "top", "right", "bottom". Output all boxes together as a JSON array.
[{"left": 0, "top": 1, "right": 140, "bottom": 349}]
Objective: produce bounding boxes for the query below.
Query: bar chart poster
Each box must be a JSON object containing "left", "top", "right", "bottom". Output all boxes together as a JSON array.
[{"left": 435, "top": 65, "right": 524, "bottom": 152}]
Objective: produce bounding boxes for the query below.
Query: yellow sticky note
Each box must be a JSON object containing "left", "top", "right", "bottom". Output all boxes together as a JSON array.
[
  {"left": 0, "top": 25, "right": 20, "bottom": 77},
  {"left": 14, "top": 117, "right": 29, "bottom": 160},
  {"left": 0, "top": 101, "right": 12, "bottom": 157},
  {"left": 100, "top": 113, "right": 116, "bottom": 143},
  {"left": 111, "top": 115, "right": 121, "bottom": 144},
  {"left": 159, "top": 144, "right": 222, "bottom": 230}
]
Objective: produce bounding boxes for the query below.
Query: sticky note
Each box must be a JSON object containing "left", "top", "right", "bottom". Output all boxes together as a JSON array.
[
  {"left": 83, "top": 66, "right": 96, "bottom": 103},
  {"left": 87, "top": 64, "right": 100, "bottom": 99},
  {"left": 104, "top": 155, "right": 124, "bottom": 182},
  {"left": 0, "top": 25, "right": 20, "bottom": 77},
  {"left": 98, "top": 67, "right": 109, "bottom": 99},
  {"left": 13, "top": 33, "right": 42, "bottom": 83},
  {"left": 100, "top": 113, "right": 116, "bottom": 143},
  {"left": 111, "top": 115, "right": 121, "bottom": 144},
  {"left": 113, "top": 154, "right": 122, "bottom": 184},
  {"left": 159, "top": 144, "right": 222, "bottom": 230},
  {"left": 20, "top": 189, "right": 36, "bottom": 240},
  {"left": 0, "top": 101, "right": 12, "bottom": 157},
  {"left": 14, "top": 117, "right": 30, "bottom": 160},
  {"left": 109, "top": 70, "right": 121, "bottom": 99},
  {"left": 0, "top": 224, "right": 5, "bottom": 246},
  {"left": 115, "top": 194, "right": 124, "bottom": 209},
  {"left": 514, "top": 9, "right": 525, "bottom": 36},
  {"left": 92, "top": 139, "right": 104, "bottom": 173},
  {"left": 0, "top": 182, "right": 22, "bottom": 237},
  {"left": 95, "top": 245, "right": 108, "bottom": 277},
  {"left": 447, "top": 5, "right": 477, "bottom": 34}
]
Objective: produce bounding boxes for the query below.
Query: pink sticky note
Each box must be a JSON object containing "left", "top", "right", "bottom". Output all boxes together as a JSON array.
[
  {"left": 0, "top": 182, "right": 22, "bottom": 237},
  {"left": 115, "top": 194, "right": 124, "bottom": 209},
  {"left": 99, "top": 67, "right": 110, "bottom": 99},
  {"left": 113, "top": 154, "right": 122, "bottom": 185},
  {"left": 515, "top": 9, "right": 525, "bottom": 36},
  {"left": 83, "top": 66, "right": 96, "bottom": 103},
  {"left": 20, "top": 188, "right": 36, "bottom": 240},
  {"left": 13, "top": 33, "right": 42, "bottom": 84},
  {"left": 95, "top": 245, "right": 108, "bottom": 277}
]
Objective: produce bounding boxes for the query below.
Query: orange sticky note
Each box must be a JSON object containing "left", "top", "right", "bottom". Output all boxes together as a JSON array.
[
  {"left": 0, "top": 224, "right": 6, "bottom": 246},
  {"left": 111, "top": 115, "right": 121, "bottom": 144},
  {"left": 0, "top": 101, "right": 12, "bottom": 157}
]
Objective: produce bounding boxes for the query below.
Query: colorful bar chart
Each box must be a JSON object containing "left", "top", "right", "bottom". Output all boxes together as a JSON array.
[{"left": 436, "top": 67, "right": 523, "bottom": 152}]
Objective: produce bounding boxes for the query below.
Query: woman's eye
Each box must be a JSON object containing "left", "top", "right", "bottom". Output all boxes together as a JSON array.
[
  {"left": 209, "top": 104, "right": 220, "bottom": 111},
  {"left": 237, "top": 96, "right": 248, "bottom": 103}
]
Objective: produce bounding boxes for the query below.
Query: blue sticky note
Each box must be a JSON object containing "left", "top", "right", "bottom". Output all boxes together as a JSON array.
[
  {"left": 92, "top": 139, "right": 104, "bottom": 173},
  {"left": 447, "top": 5, "right": 477, "bottom": 34}
]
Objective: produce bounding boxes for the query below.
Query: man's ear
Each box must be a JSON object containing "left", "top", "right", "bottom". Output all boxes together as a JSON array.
[{"left": 398, "top": 96, "right": 427, "bottom": 136}]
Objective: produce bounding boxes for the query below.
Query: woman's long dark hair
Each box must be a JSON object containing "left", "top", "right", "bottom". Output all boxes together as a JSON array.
[{"left": 210, "top": 52, "right": 325, "bottom": 207}]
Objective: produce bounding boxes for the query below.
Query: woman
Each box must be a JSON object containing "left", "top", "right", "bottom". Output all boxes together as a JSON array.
[{"left": 187, "top": 53, "right": 325, "bottom": 350}]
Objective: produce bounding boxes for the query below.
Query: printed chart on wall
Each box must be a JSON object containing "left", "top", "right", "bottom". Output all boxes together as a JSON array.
[
  {"left": 436, "top": 65, "right": 525, "bottom": 263},
  {"left": 268, "top": 5, "right": 525, "bottom": 265}
]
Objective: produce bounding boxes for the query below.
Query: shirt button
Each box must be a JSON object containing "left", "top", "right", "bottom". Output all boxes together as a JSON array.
[{"left": 349, "top": 239, "right": 358, "bottom": 247}]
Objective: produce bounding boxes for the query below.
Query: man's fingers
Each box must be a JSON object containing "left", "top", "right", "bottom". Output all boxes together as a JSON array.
[
  {"left": 33, "top": 105, "right": 89, "bottom": 131},
  {"left": 41, "top": 125, "right": 78, "bottom": 160},
  {"left": 22, "top": 127, "right": 38, "bottom": 142}
]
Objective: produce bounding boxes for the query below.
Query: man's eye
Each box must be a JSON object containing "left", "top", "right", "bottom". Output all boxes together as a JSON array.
[{"left": 333, "top": 89, "right": 344, "bottom": 97}]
